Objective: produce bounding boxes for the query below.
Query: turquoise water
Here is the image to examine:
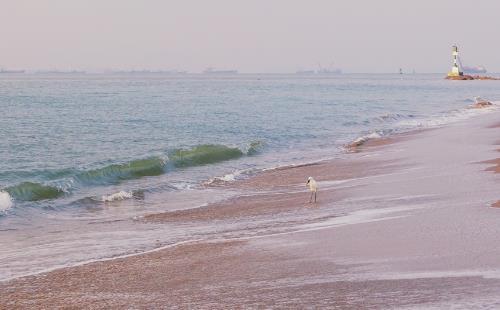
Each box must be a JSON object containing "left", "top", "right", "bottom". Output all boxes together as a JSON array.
[{"left": 1, "top": 73, "right": 499, "bottom": 215}]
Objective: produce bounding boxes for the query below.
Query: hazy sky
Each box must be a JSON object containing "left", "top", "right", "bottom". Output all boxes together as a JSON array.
[{"left": 1, "top": 0, "right": 499, "bottom": 73}]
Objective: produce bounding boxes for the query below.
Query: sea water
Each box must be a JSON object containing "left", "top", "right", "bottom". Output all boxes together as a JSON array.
[{"left": 1, "top": 73, "right": 499, "bottom": 280}]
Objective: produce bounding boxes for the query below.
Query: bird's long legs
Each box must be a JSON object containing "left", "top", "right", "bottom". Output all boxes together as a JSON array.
[{"left": 309, "top": 191, "right": 317, "bottom": 203}]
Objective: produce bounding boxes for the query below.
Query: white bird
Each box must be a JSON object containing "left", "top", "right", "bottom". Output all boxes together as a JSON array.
[{"left": 306, "top": 176, "right": 318, "bottom": 203}]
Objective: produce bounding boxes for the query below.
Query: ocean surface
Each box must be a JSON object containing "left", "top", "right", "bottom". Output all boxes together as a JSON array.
[{"left": 1, "top": 73, "right": 499, "bottom": 280}]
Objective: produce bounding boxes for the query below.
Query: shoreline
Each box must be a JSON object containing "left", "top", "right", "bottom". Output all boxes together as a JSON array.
[
  {"left": 0, "top": 129, "right": 410, "bottom": 285},
  {"left": 2, "top": 109, "right": 500, "bottom": 308}
]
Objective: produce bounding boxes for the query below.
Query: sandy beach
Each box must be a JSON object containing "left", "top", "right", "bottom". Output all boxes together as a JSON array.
[
  {"left": 2, "top": 109, "right": 500, "bottom": 309},
  {"left": 3, "top": 1, "right": 500, "bottom": 308}
]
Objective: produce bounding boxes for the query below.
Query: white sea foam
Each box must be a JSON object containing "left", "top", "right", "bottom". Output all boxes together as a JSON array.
[
  {"left": 0, "top": 191, "right": 13, "bottom": 212},
  {"left": 205, "top": 174, "right": 236, "bottom": 185},
  {"left": 101, "top": 191, "right": 133, "bottom": 202},
  {"left": 213, "top": 171, "right": 242, "bottom": 183},
  {"left": 351, "top": 132, "right": 383, "bottom": 146},
  {"left": 396, "top": 104, "right": 498, "bottom": 129},
  {"left": 205, "top": 169, "right": 250, "bottom": 185}
]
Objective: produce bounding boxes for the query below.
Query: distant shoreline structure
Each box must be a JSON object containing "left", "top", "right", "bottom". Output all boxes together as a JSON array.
[
  {"left": 1, "top": 69, "right": 497, "bottom": 76},
  {"left": 445, "top": 75, "right": 499, "bottom": 80},
  {"left": 445, "top": 45, "right": 495, "bottom": 80}
]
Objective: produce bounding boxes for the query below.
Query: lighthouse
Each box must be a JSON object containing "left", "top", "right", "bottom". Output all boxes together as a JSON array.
[{"left": 448, "top": 45, "right": 463, "bottom": 77}]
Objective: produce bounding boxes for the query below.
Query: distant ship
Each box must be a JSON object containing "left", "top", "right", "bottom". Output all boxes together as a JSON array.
[
  {"left": 462, "top": 66, "right": 487, "bottom": 74},
  {"left": 0, "top": 68, "right": 25, "bottom": 74},
  {"left": 453, "top": 49, "right": 488, "bottom": 75},
  {"left": 317, "top": 68, "right": 342, "bottom": 74},
  {"left": 36, "top": 70, "right": 86, "bottom": 74},
  {"left": 296, "top": 62, "right": 343, "bottom": 75},
  {"left": 316, "top": 62, "right": 343, "bottom": 74},
  {"left": 129, "top": 70, "right": 187, "bottom": 74},
  {"left": 296, "top": 70, "right": 315, "bottom": 75},
  {"left": 203, "top": 67, "right": 238, "bottom": 74},
  {"left": 117, "top": 70, "right": 187, "bottom": 74}
]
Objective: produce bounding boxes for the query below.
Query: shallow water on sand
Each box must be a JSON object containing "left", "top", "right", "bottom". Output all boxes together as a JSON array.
[{"left": 1, "top": 73, "right": 499, "bottom": 280}]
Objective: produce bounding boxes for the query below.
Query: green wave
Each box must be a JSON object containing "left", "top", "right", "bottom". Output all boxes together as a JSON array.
[
  {"left": 3, "top": 143, "right": 266, "bottom": 201},
  {"left": 77, "top": 157, "right": 166, "bottom": 184},
  {"left": 6, "top": 182, "right": 65, "bottom": 201},
  {"left": 77, "top": 144, "right": 258, "bottom": 183},
  {"left": 171, "top": 144, "right": 244, "bottom": 168}
]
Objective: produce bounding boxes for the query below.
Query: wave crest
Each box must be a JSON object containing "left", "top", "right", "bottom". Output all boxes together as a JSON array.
[
  {"left": 5, "top": 182, "right": 65, "bottom": 201},
  {"left": 77, "top": 157, "right": 167, "bottom": 185},
  {"left": 170, "top": 144, "right": 244, "bottom": 168},
  {"left": 1, "top": 143, "right": 265, "bottom": 205},
  {"left": 346, "top": 132, "right": 383, "bottom": 150}
]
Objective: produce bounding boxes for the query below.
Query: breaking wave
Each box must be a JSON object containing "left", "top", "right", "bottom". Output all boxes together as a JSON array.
[
  {"left": 345, "top": 102, "right": 499, "bottom": 151},
  {"left": 1, "top": 142, "right": 265, "bottom": 205},
  {"left": 204, "top": 169, "right": 249, "bottom": 185},
  {"left": 395, "top": 104, "right": 498, "bottom": 128},
  {"left": 76, "top": 157, "right": 167, "bottom": 185},
  {"left": 101, "top": 191, "right": 134, "bottom": 202},
  {"left": 0, "top": 191, "right": 13, "bottom": 211},
  {"left": 5, "top": 182, "right": 65, "bottom": 201},
  {"left": 346, "top": 132, "right": 383, "bottom": 149},
  {"left": 80, "top": 143, "right": 263, "bottom": 185},
  {"left": 169, "top": 144, "right": 245, "bottom": 168}
]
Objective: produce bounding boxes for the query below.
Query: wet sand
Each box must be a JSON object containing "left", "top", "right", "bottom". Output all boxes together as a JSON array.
[
  {"left": 3, "top": 238, "right": 500, "bottom": 309},
  {"left": 484, "top": 158, "right": 500, "bottom": 173},
  {"left": 146, "top": 159, "right": 403, "bottom": 223},
  {"left": 483, "top": 155, "right": 500, "bottom": 208},
  {"left": 2, "top": 111, "right": 500, "bottom": 308}
]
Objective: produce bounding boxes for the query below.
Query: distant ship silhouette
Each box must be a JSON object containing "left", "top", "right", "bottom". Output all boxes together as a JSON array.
[
  {"left": 203, "top": 67, "right": 238, "bottom": 74},
  {"left": 0, "top": 68, "right": 25, "bottom": 74}
]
